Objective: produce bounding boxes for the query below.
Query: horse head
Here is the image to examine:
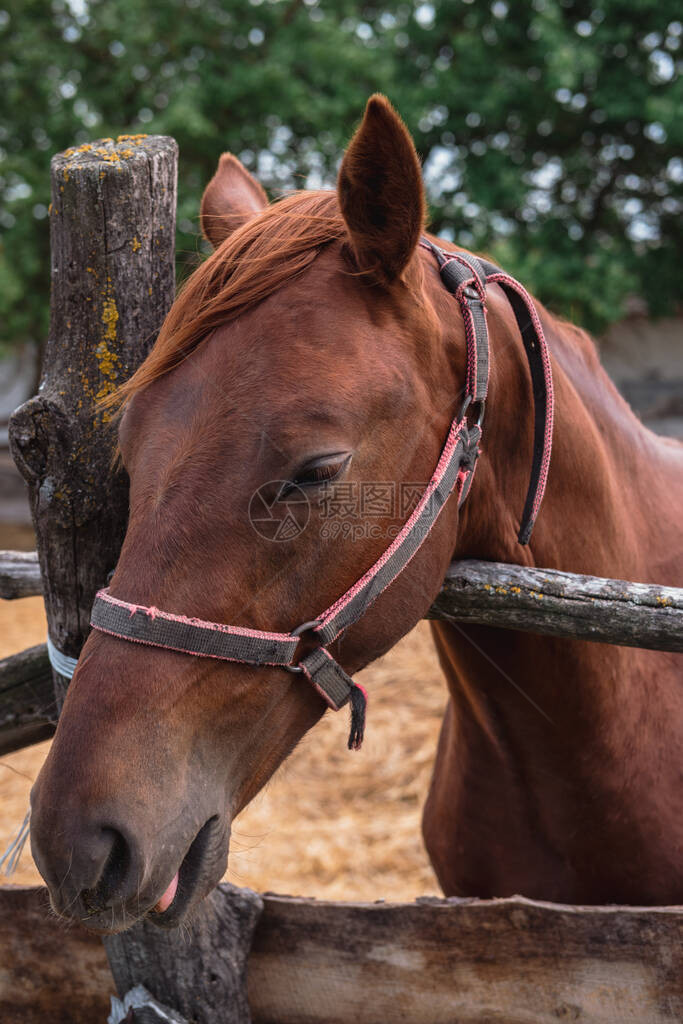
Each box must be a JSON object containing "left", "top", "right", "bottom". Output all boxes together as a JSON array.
[{"left": 30, "top": 96, "right": 532, "bottom": 930}]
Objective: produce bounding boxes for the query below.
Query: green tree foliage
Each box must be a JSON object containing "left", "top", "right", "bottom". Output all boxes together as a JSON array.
[{"left": 1, "top": 0, "right": 680, "bottom": 352}]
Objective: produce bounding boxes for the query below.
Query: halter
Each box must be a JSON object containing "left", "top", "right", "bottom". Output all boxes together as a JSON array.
[{"left": 90, "top": 240, "right": 554, "bottom": 749}]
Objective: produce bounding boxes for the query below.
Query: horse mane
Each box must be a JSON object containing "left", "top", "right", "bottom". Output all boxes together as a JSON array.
[
  {"left": 109, "top": 184, "right": 596, "bottom": 411},
  {"left": 109, "top": 190, "right": 346, "bottom": 408}
]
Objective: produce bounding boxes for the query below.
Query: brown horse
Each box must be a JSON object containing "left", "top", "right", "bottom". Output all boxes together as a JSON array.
[{"left": 30, "top": 96, "right": 683, "bottom": 932}]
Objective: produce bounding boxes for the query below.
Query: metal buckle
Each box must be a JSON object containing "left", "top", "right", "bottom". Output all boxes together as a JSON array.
[
  {"left": 463, "top": 284, "right": 480, "bottom": 300},
  {"left": 291, "top": 619, "right": 321, "bottom": 638},
  {"left": 284, "top": 619, "right": 322, "bottom": 674},
  {"left": 458, "top": 393, "right": 472, "bottom": 421},
  {"left": 458, "top": 394, "right": 486, "bottom": 428}
]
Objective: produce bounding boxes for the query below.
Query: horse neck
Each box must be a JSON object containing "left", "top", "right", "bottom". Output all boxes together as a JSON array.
[
  {"left": 456, "top": 300, "right": 682, "bottom": 586},
  {"left": 439, "top": 287, "right": 683, "bottom": 745},
  {"left": 430, "top": 292, "right": 683, "bottom": 883}
]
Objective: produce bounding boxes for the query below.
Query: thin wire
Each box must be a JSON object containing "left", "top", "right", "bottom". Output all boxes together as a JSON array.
[{"left": 0, "top": 809, "right": 31, "bottom": 876}]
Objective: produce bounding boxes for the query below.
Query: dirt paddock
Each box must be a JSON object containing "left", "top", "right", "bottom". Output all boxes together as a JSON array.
[{"left": 1, "top": 594, "right": 447, "bottom": 901}]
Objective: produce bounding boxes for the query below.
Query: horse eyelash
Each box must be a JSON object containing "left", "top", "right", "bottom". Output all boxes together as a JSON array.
[
  {"left": 282, "top": 454, "right": 351, "bottom": 496},
  {"left": 300, "top": 462, "right": 344, "bottom": 484}
]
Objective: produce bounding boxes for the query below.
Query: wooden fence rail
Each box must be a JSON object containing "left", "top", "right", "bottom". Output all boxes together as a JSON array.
[
  {"left": 2, "top": 552, "right": 681, "bottom": 756},
  {"left": 430, "top": 559, "right": 683, "bottom": 652},
  {"left": 4, "top": 549, "right": 682, "bottom": 653},
  {"left": 2, "top": 885, "right": 682, "bottom": 1024},
  {"left": 0, "top": 644, "right": 54, "bottom": 756},
  {"left": 0, "top": 550, "right": 40, "bottom": 600}
]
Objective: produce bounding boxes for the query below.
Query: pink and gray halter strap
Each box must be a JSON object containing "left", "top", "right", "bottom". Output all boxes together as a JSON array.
[{"left": 90, "top": 240, "right": 554, "bottom": 749}]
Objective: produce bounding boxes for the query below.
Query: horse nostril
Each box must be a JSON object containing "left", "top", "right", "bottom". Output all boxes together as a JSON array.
[{"left": 80, "top": 827, "right": 131, "bottom": 915}]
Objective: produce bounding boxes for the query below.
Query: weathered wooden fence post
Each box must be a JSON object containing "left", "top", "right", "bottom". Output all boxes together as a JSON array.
[
  {"left": 4, "top": 134, "right": 261, "bottom": 1024},
  {"left": 8, "top": 135, "right": 177, "bottom": 708},
  {"left": 104, "top": 883, "right": 263, "bottom": 1024}
]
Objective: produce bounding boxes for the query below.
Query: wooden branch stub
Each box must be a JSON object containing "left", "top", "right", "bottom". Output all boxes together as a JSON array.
[
  {"left": 0, "top": 643, "right": 55, "bottom": 756},
  {"left": 104, "top": 883, "right": 264, "bottom": 1024},
  {"left": 8, "top": 135, "right": 177, "bottom": 708},
  {"left": 0, "top": 550, "right": 42, "bottom": 599},
  {"left": 430, "top": 559, "right": 683, "bottom": 652}
]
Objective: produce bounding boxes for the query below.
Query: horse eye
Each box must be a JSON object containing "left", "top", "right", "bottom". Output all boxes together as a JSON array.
[{"left": 279, "top": 453, "right": 351, "bottom": 499}]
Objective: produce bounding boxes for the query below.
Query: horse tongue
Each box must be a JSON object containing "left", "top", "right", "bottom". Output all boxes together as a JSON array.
[{"left": 154, "top": 872, "right": 179, "bottom": 913}]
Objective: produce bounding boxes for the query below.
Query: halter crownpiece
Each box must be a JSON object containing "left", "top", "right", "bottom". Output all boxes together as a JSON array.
[{"left": 90, "top": 240, "right": 554, "bottom": 749}]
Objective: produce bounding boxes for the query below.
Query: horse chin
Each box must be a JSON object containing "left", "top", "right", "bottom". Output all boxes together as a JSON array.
[{"left": 148, "top": 815, "right": 230, "bottom": 931}]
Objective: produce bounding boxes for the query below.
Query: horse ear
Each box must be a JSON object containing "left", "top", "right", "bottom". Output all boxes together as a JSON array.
[
  {"left": 200, "top": 154, "right": 268, "bottom": 248},
  {"left": 338, "top": 95, "right": 425, "bottom": 281}
]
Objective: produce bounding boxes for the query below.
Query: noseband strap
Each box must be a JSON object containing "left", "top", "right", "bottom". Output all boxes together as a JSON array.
[
  {"left": 90, "top": 240, "right": 554, "bottom": 748},
  {"left": 90, "top": 591, "right": 299, "bottom": 665}
]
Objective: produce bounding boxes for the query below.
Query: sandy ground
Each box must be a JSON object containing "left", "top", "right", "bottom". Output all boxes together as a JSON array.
[{"left": 0, "top": 596, "right": 446, "bottom": 901}]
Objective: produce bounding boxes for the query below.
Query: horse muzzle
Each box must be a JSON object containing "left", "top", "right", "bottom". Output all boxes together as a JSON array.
[{"left": 29, "top": 781, "right": 229, "bottom": 932}]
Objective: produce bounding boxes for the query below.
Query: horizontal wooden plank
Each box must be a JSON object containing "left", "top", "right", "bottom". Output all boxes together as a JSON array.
[
  {"left": 429, "top": 559, "right": 683, "bottom": 652},
  {"left": 0, "top": 885, "right": 112, "bottom": 1024},
  {"left": 4, "top": 553, "right": 680, "bottom": 653},
  {"left": 2, "top": 559, "right": 679, "bottom": 759},
  {"left": 0, "top": 644, "right": 56, "bottom": 756},
  {"left": 249, "top": 892, "right": 683, "bottom": 1024},
  {"left": 2, "top": 886, "right": 682, "bottom": 1023},
  {"left": 0, "top": 549, "right": 42, "bottom": 599}
]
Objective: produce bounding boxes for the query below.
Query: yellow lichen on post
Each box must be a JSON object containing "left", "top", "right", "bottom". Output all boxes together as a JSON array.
[
  {"left": 63, "top": 144, "right": 94, "bottom": 158},
  {"left": 95, "top": 294, "right": 122, "bottom": 411},
  {"left": 101, "top": 296, "right": 118, "bottom": 342},
  {"left": 95, "top": 148, "right": 120, "bottom": 164},
  {"left": 95, "top": 338, "right": 120, "bottom": 383}
]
